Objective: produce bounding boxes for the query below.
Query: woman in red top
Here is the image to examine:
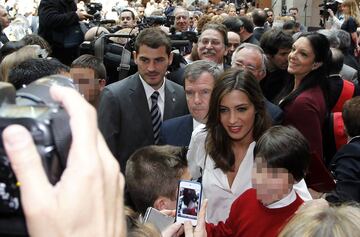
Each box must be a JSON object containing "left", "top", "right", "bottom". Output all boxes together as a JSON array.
[{"left": 278, "top": 32, "right": 335, "bottom": 192}]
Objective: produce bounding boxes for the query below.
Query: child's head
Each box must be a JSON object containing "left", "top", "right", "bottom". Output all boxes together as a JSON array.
[
  {"left": 343, "top": 96, "right": 360, "bottom": 138},
  {"left": 252, "top": 125, "right": 310, "bottom": 205}
]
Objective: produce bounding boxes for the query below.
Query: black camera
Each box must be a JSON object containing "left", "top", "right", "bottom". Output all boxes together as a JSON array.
[
  {"left": 319, "top": 0, "right": 339, "bottom": 19},
  {"left": 86, "top": 2, "right": 103, "bottom": 21},
  {"left": 0, "top": 75, "right": 73, "bottom": 215}
]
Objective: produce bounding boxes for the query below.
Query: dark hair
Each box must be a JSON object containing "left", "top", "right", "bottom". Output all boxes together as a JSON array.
[
  {"left": 222, "top": 16, "right": 243, "bottom": 33},
  {"left": 200, "top": 23, "right": 229, "bottom": 46},
  {"left": 134, "top": 27, "right": 172, "bottom": 55},
  {"left": 125, "top": 145, "right": 188, "bottom": 215},
  {"left": 71, "top": 54, "right": 107, "bottom": 80},
  {"left": 205, "top": 68, "right": 271, "bottom": 172},
  {"left": 254, "top": 125, "right": 310, "bottom": 181},
  {"left": 22, "top": 34, "right": 52, "bottom": 56},
  {"left": 260, "top": 29, "right": 293, "bottom": 56},
  {"left": 278, "top": 32, "right": 331, "bottom": 109},
  {"left": 239, "top": 16, "right": 254, "bottom": 33},
  {"left": 329, "top": 48, "right": 344, "bottom": 74},
  {"left": 252, "top": 8, "right": 267, "bottom": 27},
  {"left": 120, "top": 9, "right": 135, "bottom": 20},
  {"left": 8, "top": 58, "right": 69, "bottom": 90},
  {"left": 288, "top": 7, "right": 299, "bottom": 13},
  {"left": 343, "top": 96, "right": 360, "bottom": 137},
  {"left": 335, "top": 29, "right": 351, "bottom": 52}
]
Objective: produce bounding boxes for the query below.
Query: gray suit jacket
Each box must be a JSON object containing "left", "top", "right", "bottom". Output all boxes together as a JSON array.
[
  {"left": 341, "top": 64, "right": 358, "bottom": 85},
  {"left": 98, "top": 73, "right": 188, "bottom": 171}
]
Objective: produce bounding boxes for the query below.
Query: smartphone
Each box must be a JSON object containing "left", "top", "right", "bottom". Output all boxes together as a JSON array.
[
  {"left": 175, "top": 180, "right": 202, "bottom": 226},
  {"left": 143, "top": 207, "right": 175, "bottom": 232}
]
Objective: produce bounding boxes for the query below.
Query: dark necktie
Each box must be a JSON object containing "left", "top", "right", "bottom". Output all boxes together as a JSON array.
[{"left": 151, "top": 91, "right": 162, "bottom": 144}]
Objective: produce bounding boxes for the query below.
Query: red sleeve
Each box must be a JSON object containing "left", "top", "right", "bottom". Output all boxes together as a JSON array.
[{"left": 206, "top": 221, "right": 233, "bottom": 237}]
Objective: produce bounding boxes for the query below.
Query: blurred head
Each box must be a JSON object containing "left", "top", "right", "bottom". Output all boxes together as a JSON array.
[
  {"left": 134, "top": 27, "right": 173, "bottom": 90},
  {"left": 228, "top": 6, "right": 237, "bottom": 16},
  {"left": 231, "top": 43, "right": 266, "bottom": 81},
  {"left": 288, "top": 7, "right": 299, "bottom": 21},
  {"left": 252, "top": 8, "right": 267, "bottom": 27},
  {"left": 126, "top": 145, "right": 190, "bottom": 215},
  {"left": 341, "top": 0, "right": 360, "bottom": 17},
  {"left": 184, "top": 60, "right": 221, "bottom": 123},
  {"left": 22, "top": 34, "right": 52, "bottom": 56},
  {"left": 174, "top": 7, "right": 190, "bottom": 32},
  {"left": 137, "top": 6, "right": 145, "bottom": 18},
  {"left": 227, "top": 31, "right": 241, "bottom": 59},
  {"left": 343, "top": 96, "right": 360, "bottom": 138},
  {"left": 70, "top": 54, "right": 107, "bottom": 106},
  {"left": 119, "top": 9, "right": 136, "bottom": 28},
  {"left": 252, "top": 125, "right": 310, "bottom": 205},
  {"left": 0, "top": 6, "right": 10, "bottom": 29},
  {"left": 266, "top": 9, "right": 274, "bottom": 24},
  {"left": 197, "top": 23, "right": 228, "bottom": 64}
]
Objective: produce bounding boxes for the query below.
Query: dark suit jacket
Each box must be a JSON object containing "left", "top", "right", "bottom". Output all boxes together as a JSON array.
[
  {"left": 253, "top": 27, "right": 265, "bottom": 41},
  {"left": 265, "top": 98, "right": 283, "bottom": 125},
  {"left": 98, "top": 73, "right": 188, "bottom": 171},
  {"left": 159, "top": 114, "right": 193, "bottom": 147},
  {"left": 326, "top": 137, "right": 360, "bottom": 203}
]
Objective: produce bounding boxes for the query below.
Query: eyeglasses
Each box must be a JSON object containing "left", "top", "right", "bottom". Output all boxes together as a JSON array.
[{"left": 233, "top": 61, "right": 262, "bottom": 73}]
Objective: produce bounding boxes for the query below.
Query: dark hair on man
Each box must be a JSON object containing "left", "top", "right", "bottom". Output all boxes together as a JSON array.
[
  {"left": 260, "top": 29, "right": 293, "bottom": 56},
  {"left": 184, "top": 60, "right": 222, "bottom": 83},
  {"left": 205, "top": 68, "right": 271, "bottom": 172},
  {"left": 343, "top": 96, "right": 360, "bottom": 137},
  {"left": 239, "top": 16, "right": 254, "bottom": 33},
  {"left": 200, "top": 23, "right": 229, "bottom": 46},
  {"left": 22, "top": 34, "right": 52, "bottom": 56},
  {"left": 329, "top": 48, "right": 344, "bottom": 75},
  {"left": 71, "top": 54, "right": 107, "bottom": 80},
  {"left": 8, "top": 58, "right": 69, "bottom": 90},
  {"left": 120, "top": 9, "right": 135, "bottom": 20},
  {"left": 134, "top": 27, "right": 172, "bottom": 55},
  {"left": 254, "top": 125, "right": 310, "bottom": 181},
  {"left": 288, "top": 7, "right": 299, "bottom": 13},
  {"left": 125, "top": 145, "right": 188, "bottom": 215},
  {"left": 283, "top": 20, "right": 297, "bottom": 31},
  {"left": 222, "top": 16, "right": 243, "bottom": 33},
  {"left": 252, "top": 8, "right": 267, "bottom": 27}
]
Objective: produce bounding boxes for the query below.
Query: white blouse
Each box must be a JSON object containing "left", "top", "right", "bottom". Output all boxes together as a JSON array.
[{"left": 187, "top": 125, "right": 312, "bottom": 224}]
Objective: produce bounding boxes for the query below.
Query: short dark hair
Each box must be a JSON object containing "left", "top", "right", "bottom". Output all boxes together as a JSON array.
[
  {"left": 239, "top": 16, "right": 254, "bottom": 33},
  {"left": 71, "top": 54, "right": 107, "bottom": 80},
  {"left": 200, "top": 23, "right": 228, "bottom": 46},
  {"left": 8, "top": 58, "right": 69, "bottom": 90},
  {"left": 223, "top": 16, "right": 243, "bottom": 33},
  {"left": 329, "top": 48, "right": 344, "bottom": 74},
  {"left": 289, "top": 7, "right": 299, "bottom": 13},
  {"left": 260, "top": 29, "right": 293, "bottom": 56},
  {"left": 343, "top": 96, "right": 360, "bottom": 137},
  {"left": 125, "top": 145, "right": 188, "bottom": 215},
  {"left": 254, "top": 125, "right": 310, "bottom": 181},
  {"left": 120, "top": 9, "right": 135, "bottom": 20},
  {"left": 205, "top": 68, "right": 271, "bottom": 172},
  {"left": 252, "top": 8, "right": 267, "bottom": 27},
  {"left": 22, "top": 34, "right": 52, "bottom": 56},
  {"left": 134, "top": 27, "right": 172, "bottom": 55}
]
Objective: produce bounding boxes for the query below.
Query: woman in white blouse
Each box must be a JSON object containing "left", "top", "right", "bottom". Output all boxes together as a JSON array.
[{"left": 187, "top": 68, "right": 312, "bottom": 224}]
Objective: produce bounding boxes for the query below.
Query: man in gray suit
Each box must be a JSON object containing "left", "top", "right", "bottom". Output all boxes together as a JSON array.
[{"left": 98, "top": 27, "right": 188, "bottom": 171}]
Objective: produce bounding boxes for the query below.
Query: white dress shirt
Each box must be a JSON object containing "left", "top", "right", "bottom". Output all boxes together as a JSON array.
[
  {"left": 139, "top": 75, "right": 165, "bottom": 120},
  {"left": 187, "top": 125, "right": 312, "bottom": 223}
]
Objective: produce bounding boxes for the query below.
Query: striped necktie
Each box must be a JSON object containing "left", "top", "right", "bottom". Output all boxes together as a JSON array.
[{"left": 151, "top": 91, "right": 162, "bottom": 144}]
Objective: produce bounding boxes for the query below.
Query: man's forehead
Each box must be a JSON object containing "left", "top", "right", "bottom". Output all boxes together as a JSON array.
[
  {"left": 236, "top": 48, "right": 262, "bottom": 62},
  {"left": 200, "top": 30, "right": 223, "bottom": 40}
]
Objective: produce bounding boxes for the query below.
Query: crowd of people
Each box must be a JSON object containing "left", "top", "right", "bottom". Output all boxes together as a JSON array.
[{"left": 1, "top": 0, "right": 360, "bottom": 236}]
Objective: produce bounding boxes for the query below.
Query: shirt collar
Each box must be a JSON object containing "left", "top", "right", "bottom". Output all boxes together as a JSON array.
[
  {"left": 139, "top": 74, "right": 165, "bottom": 102},
  {"left": 266, "top": 188, "right": 297, "bottom": 209}
]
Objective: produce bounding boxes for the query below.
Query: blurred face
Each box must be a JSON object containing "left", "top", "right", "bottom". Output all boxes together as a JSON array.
[
  {"left": 227, "top": 32, "right": 241, "bottom": 58},
  {"left": 134, "top": 45, "right": 173, "bottom": 90},
  {"left": 197, "top": 29, "right": 228, "bottom": 64},
  {"left": 239, "top": 9, "right": 246, "bottom": 16},
  {"left": 229, "top": 7, "right": 237, "bottom": 16},
  {"left": 341, "top": 4, "right": 350, "bottom": 14},
  {"left": 232, "top": 48, "right": 265, "bottom": 81},
  {"left": 138, "top": 7, "right": 145, "bottom": 18},
  {"left": 288, "top": 37, "right": 319, "bottom": 80},
  {"left": 266, "top": 11, "right": 274, "bottom": 23},
  {"left": 70, "top": 67, "right": 101, "bottom": 105},
  {"left": 220, "top": 90, "right": 255, "bottom": 144},
  {"left": 289, "top": 9, "right": 298, "bottom": 20},
  {"left": 0, "top": 8, "right": 9, "bottom": 28},
  {"left": 252, "top": 158, "right": 293, "bottom": 206},
  {"left": 175, "top": 10, "right": 189, "bottom": 32},
  {"left": 120, "top": 11, "right": 136, "bottom": 28},
  {"left": 185, "top": 72, "right": 215, "bottom": 123},
  {"left": 270, "top": 48, "right": 291, "bottom": 70}
]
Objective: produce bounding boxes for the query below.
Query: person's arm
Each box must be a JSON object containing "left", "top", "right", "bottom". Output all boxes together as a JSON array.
[
  {"left": 2, "top": 86, "right": 126, "bottom": 237},
  {"left": 328, "top": 9, "right": 342, "bottom": 28}
]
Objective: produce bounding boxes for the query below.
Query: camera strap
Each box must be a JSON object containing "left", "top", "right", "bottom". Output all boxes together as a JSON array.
[{"left": 117, "top": 48, "right": 131, "bottom": 81}]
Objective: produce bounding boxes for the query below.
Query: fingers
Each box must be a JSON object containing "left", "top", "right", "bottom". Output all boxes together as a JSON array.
[
  {"left": 184, "top": 221, "right": 194, "bottom": 237},
  {"left": 2, "top": 125, "right": 52, "bottom": 211},
  {"left": 162, "top": 222, "right": 182, "bottom": 237},
  {"left": 50, "top": 85, "right": 98, "bottom": 166}
]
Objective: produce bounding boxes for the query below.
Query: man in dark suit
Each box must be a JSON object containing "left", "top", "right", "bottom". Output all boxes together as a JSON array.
[
  {"left": 98, "top": 28, "right": 188, "bottom": 171},
  {"left": 252, "top": 8, "right": 267, "bottom": 41},
  {"left": 231, "top": 43, "right": 283, "bottom": 124},
  {"left": 160, "top": 60, "right": 222, "bottom": 146}
]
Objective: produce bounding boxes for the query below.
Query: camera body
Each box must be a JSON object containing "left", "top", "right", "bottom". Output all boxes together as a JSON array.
[
  {"left": 319, "top": 0, "right": 339, "bottom": 19},
  {"left": 0, "top": 77, "right": 72, "bottom": 214}
]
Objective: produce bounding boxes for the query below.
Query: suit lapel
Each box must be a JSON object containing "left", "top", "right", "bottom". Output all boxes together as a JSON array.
[{"left": 163, "top": 80, "right": 177, "bottom": 120}]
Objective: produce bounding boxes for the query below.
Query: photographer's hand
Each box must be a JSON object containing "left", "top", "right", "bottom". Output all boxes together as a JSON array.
[
  {"left": 77, "top": 10, "right": 93, "bottom": 21},
  {"left": 2, "top": 86, "right": 126, "bottom": 237}
]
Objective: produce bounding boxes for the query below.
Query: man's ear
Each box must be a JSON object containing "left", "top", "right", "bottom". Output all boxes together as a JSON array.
[
  {"left": 153, "top": 196, "right": 173, "bottom": 211},
  {"left": 133, "top": 51, "right": 137, "bottom": 64},
  {"left": 168, "top": 52, "right": 174, "bottom": 66},
  {"left": 99, "top": 79, "right": 106, "bottom": 91}
]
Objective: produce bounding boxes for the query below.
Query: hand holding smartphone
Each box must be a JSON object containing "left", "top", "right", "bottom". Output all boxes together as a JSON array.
[{"left": 175, "top": 180, "right": 202, "bottom": 226}]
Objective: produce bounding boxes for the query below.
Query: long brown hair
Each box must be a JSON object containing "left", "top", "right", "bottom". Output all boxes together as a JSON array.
[{"left": 205, "top": 68, "right": 271, "bottom": 172}]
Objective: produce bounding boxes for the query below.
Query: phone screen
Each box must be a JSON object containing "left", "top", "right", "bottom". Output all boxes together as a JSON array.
[{"left": 176, "top": 180, "right": 202, "bottom": 225}]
